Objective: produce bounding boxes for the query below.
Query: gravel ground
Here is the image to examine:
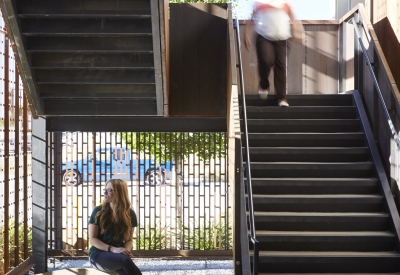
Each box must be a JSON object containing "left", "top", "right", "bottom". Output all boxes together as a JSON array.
[{"left": 46, "top": 258, "right": 234, "bottom": 275}]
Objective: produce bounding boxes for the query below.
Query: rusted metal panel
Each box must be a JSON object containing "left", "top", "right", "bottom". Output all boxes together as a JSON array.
[
  {"left": 169, "top": 4, "right": 228, "bottom": 116},
  {"left": 0, "top": 18, "right": 32, "bottom": 273}
]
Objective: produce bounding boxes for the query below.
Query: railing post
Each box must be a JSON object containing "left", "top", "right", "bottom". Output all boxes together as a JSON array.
[
  {"left": 353, "top": 12, "right": 364, "bottom": 97},
  {"left": 234, "top": 137, "right": 243, "bottom": 275}
]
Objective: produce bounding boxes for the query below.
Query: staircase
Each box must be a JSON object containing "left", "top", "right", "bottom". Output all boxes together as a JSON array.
[
  {"left": 241, "top": 93, "right": 400, "bottom": 274},
  {"left": 1, "top": 0, "right": 164, "bottom": 116}
]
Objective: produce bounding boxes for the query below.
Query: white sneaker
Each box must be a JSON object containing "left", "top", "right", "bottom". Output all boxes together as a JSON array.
[
  {"left": 278, "top": 99, "right": 289, "bottom": 107},
  {"left": 258, "top": 88, "right": 269, "bottom": 100}
]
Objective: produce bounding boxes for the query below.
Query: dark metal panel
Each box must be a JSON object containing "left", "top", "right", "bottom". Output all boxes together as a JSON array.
[
  {"left": 39, "top": 84, "right": 156, "bottom": 99},
  {"left": 26, "top": 36, "right": 154, "bottom": 52},
  {"left": 32, "top": 117, "right": 48, "bottom": 273},
  {"left": 44, "top": 99, "right": 157, "bottom": 116},
  {"left": 1, "top": 0, "right": 44, "bottom": 117},
  {"left": 35, "top": 69, "right": 155, "bottom": 84},
  {"left": 169, "top": 4, "right": 227, "bottom": 116},
  {"left": 31, "top": 53, "right": 154, "bottom": 69},
  {"left": 46, "top": 117, "right": 227, "bottom": 132},
  {"left": 17, "top": 0, "right": 151, "bottom": 15}
]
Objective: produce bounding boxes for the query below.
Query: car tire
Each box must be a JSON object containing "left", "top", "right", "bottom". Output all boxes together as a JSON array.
[
  {"left": 62, "top": 169, "right": 82, "bottom": 186},
  {"left": 147, "top": 170, "right": 164, "bottom": 185}
]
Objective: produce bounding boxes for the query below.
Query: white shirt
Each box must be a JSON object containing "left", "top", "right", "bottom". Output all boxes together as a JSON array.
[{"left": 253, "top": 0, "right": 292, "bottom": 41}]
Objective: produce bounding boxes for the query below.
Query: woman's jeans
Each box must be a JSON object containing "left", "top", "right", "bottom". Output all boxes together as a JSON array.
[{"left": 90, "top": 250, "right": 142, "bottom": 275}]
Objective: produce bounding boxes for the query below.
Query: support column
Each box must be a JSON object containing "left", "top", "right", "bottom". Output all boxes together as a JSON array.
[{"left": 32, "top": 117, "right": 48, "bottom": 273}]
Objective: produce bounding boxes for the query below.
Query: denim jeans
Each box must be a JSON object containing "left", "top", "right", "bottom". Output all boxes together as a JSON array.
[{"left": 90, "top": 250, "right": 142, "bottom": 275}]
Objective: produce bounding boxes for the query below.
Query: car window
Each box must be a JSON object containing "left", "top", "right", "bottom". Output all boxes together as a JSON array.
[
  {"left": 95, "top": 150, "right": 111, "bottom": 161},
  {"left": 112, "top": 148, "right": 127, "bottom": 161}
]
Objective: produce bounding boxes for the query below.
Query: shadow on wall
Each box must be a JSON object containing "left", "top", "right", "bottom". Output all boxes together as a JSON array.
[{"left": 373, "top": 17, "right": 400, "bottom": 93}]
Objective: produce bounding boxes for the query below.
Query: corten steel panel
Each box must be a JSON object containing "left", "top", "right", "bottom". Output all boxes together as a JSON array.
[
  {"left": 239, "top": 21, "right": 340, "bottom": 95},
  {"left": 169, "top": 4, "right": 227, "bottom": 116}
]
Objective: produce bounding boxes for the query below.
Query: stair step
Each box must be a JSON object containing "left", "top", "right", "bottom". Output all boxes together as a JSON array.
[
  {"left": 26, "top": 36, "right": 154, "bottom": 52},
  {"left": 251, "top": 231, "right": 396, "bottom": 251},
  {"left": 18, "top": 0, "right": 151, "bottom": 15},
  {"left": 249, "top": 194, "right": 383, "bottom": 212},
  {"left": 253, "top": 212, "right": 390, "bottom": 231},
  {"left": 20, "top": 17, "right": 152, "bottom": 36},
  {"left": 244, "top": 119, "right": 361, "bottom": 133},
  {"left": 251, "top": 251, "right": 400, "bottom": 273},
  {"left": 30, "top": 52, "right": 154, "bottom": 69},
  {"left": 246, "top": 147, "right": 370, "bottom": 162},
  {"left": 35, "top": 69, "right": 155, "bottom": 84},
  {"left": 242, "top": 94, "right": 354, "bottom": 106},
  {"left": 246, "top": 133, "right": 366, "bottom": 147},
  {"left": 249, "top": 178, "right": 379, "bottom": 195},
  {"left": 244, "top": 106, "right": 357, "bottom": 119},
  {"left": 249, "top": 162, "right": 375, "bottom": 178}
]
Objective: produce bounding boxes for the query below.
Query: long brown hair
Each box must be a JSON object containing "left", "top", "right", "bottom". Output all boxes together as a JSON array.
[{"left": 96, "top": 179, "right": 132, "bottom": 241}]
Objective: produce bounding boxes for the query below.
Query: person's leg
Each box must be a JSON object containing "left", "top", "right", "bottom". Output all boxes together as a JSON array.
[
  {"left": 273, "top": 39, "right": 288, "bottom": 101},
  {"left": 256, "top": 35, "right": 275, "bottom": 90},
  {"left": 90, "top": 251, "right": 142, "bottom": 275}
]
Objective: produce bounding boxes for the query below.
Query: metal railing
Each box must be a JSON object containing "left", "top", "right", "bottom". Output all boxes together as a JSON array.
[
  {"left": 233, "top": 18, "right": 259, "bottom": 275},
  {"left": 349, "top": 17, "right": 400, "bottom": 150}
]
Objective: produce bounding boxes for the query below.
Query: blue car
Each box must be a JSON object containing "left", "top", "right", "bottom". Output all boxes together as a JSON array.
[{"left": 62, "top": 147, "right": 172, "bottom": 186}]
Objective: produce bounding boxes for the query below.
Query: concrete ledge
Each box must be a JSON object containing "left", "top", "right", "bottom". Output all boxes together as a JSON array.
[{"left": 36, "top": 268, "right": 117, "bottom": 275}]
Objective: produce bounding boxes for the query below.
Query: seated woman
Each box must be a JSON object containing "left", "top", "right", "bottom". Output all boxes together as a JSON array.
[{"left": 88, "top": 179, "right": 142, "bottom": 275}]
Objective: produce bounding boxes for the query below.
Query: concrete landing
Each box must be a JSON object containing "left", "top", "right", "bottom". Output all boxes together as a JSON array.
[{"left": 36, "top": 268, "right": 116, "bottom": 275}]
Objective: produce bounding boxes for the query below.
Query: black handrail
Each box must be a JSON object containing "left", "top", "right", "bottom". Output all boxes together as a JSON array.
[
  {"left": 350, "top": 17, "right": 400, "bottom": 150},
  {"left": 233, "top": 18, "right": 259, "bottom": 275}
]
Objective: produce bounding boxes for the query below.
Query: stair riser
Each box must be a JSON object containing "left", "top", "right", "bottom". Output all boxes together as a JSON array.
[
  {"left": 247, "top": 153, "right": 370, "bottom": 162},
  {"left": 250, "top": 237, "right": 395, "bottom": 251},
  {"left": 250, "top": 183, "right": 379, "bottom": 195},
  {"left": 242, "top": 96, "right": 354, "bottom": 107},
  {"left": 252, "top": 258, "right": 400, "bottom": 273},
  {"left": 246, "top": 124, "right": 362, "bottom": 133},
  {"left": 250, "top": 201, "right": 383, "bottom": 212},
  {"left": 21, "top": 18, "right": 153, "bottom": 34},
  {"left": 247, "top": 138, "right": 366, "bottom": 147},
  {"left": 27, "top": 36, "right": 154, "bottom": 52},
  {"left": 250, "top": 167, "right": 375, "bottom": 178},
  {"left": 245, "top": 111, "right": 358, "bottom": 120},
  {"left": 19, "top": 0, "right": 151, "bottom": 14},
  {"left": 254, "top": 220, "right": 389, "bottom": 231}
]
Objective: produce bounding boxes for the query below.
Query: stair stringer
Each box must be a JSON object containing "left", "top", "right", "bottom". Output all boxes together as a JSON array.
[{"left": 352, "top": 90, "right": 400, "bottom": 252}]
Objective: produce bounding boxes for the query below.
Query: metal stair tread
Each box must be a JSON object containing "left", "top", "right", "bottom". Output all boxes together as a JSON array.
[
  {"left": 33, "top": 67, "right": 155, "bottom": 70},
  {"left": 27, "top": 50, "right": 153, "bottom": 53},
  {"left": 23, "top": 32, "right": 153, "bottom": 37},
  {"left": 247, "top": 132, "right": 364, "bottom": 136},
  {"left": 249, "top": 178, "right": 378, "bottom": 181},
  {"left": 260, "top": 274, "right": 400, "bottom": 275},
  {"left": 249, "top": 161, "right": 373, "bottom": 165},
  {"left": 19, "top": 14, "right": 151, "bottom": 18},
  {"left": 251, "top": 194, "right": 382, "bottom": 199},
  {"left": 254, "top": 211, "right": 388, "bottom": 217},
  {"left": 253, "top": 251, "right": 400, "bottom": 257},
  {"left": 254, "top": 231, "right": 395, "bottom": 237},
  {"left": 246, "top": 119, "right": 360, "bottom": 123},
  {"left": 245, "top": 106, "right": 356, "bottom": 110}
]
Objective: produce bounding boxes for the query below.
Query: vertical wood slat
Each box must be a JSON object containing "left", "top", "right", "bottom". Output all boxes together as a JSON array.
[
  {"left": 23, "top": 92, "right": 28, "bottom": 259},
  {"left": 14, "top": 63, "right": 20, "bottom": 266},
  {"left": 4, "top": 35, "right": 10, "bottom": 274}
]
